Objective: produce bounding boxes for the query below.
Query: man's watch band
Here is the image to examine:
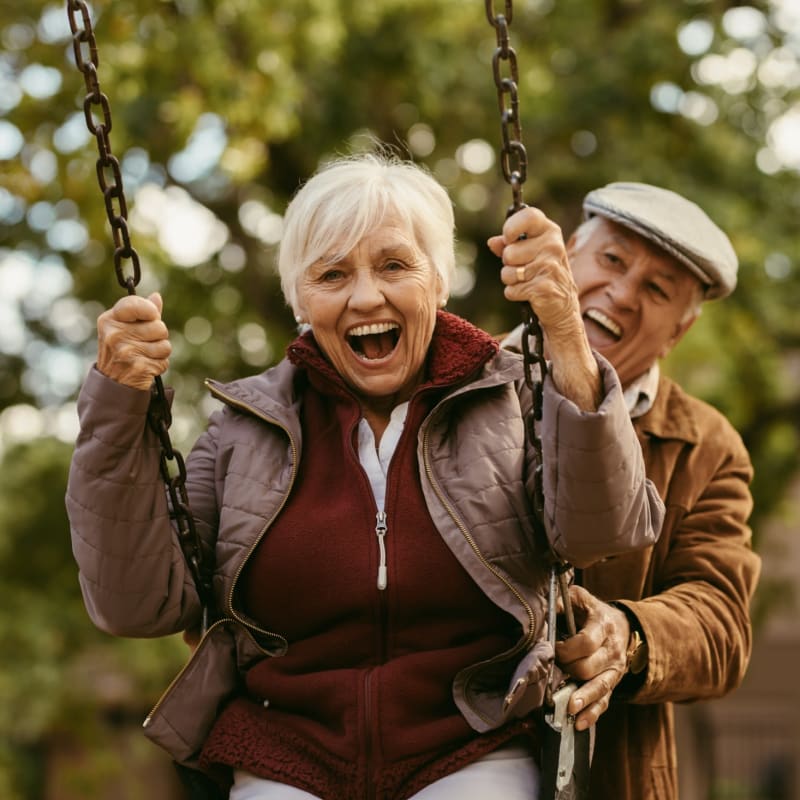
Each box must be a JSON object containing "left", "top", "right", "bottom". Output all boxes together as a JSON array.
[
  {"left": 625, "top": 628, "right": 649, "bottom": 675},
  {"left": 612, "top": 601, "right": 649, "bottom": 677}
]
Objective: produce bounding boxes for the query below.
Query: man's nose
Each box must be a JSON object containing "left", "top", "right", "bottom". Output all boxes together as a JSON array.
[
  {"left": 606, "top": 274, "right": 638, "bottom": 310},
  {"left": 348, "top": 268, "right": 385, "bottom": 309}
]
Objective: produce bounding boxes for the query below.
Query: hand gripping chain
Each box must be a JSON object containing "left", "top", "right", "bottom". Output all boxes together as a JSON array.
[
  {"left": 66, "top": 0, "right": 214, "bottom": 631},
  {"left": 484, "top": 0, "right": 547, "bottom": 519},
  {"left": 484, "top": 5, "right": 590, "bottom": 797}
]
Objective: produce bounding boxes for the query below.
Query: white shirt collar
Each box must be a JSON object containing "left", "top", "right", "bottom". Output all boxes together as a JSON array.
[
  {"left": 357, "top": 402, "right": 409, "bottom": 510},
  {"left": 623, "top": 363, "right": 660, "bottom": 419}
]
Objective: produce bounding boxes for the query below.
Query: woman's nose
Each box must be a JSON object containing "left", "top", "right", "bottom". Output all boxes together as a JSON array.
[{"left": 348, "top": 268, "right": 385, "bottom": 309}]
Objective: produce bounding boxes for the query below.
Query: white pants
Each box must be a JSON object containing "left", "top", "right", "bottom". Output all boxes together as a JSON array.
[{"left": 229, "top": 742, "right": 539, "bottom": 799}]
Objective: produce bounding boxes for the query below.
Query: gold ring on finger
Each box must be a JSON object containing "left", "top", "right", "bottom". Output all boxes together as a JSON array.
[{"left": 516, "top": 266, "right": 526, "bottom": 283}]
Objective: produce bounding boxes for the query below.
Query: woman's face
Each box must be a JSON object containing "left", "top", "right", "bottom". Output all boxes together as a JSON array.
[{"left": 297, "top": 214, "right": 444, "bottom": 412}]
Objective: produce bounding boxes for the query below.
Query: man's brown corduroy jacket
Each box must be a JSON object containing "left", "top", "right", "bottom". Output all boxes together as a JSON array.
[{"left": 583, "top": 373, "right": 761, "bottom": 800}]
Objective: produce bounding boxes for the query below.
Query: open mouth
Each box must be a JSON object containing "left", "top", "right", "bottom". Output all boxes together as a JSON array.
[
  {"left": 347, "top": 322, "right": 400, "bottom": 361},
  {"left": 583, "top": 309, "right": 622, "bottom": 342}
]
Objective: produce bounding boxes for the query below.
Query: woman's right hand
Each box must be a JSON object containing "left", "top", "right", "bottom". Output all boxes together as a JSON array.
[{"left": 96, "top": 292, "right": 172, "bottom": 390}]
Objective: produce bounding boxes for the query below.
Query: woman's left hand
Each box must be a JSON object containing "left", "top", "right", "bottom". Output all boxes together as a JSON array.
[
  {"left": 488, "top": 206, "right": 601, "bottom": 411},
  {"left": 488, "top": 206, "right": 582, "bottom": 341}
]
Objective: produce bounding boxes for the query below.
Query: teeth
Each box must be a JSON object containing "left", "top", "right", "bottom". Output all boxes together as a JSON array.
[
  {"left": 585, "top": 309, "right": 622, "bottom": 338},
  {"left": 348, "top": 322, "right": 399, "bottom": 337}
]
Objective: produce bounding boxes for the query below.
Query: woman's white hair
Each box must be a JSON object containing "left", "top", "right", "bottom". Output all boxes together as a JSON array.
[{"left": 278, "top": 152, "right": 456, "bottom": 313}]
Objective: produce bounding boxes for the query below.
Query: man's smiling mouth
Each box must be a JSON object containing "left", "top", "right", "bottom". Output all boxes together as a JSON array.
[
  {"left": 584, "top": 309, "right": 622, "bottom": 341},
  {"left": 347, "top": 322, "right": 400, "bottom": 360}
]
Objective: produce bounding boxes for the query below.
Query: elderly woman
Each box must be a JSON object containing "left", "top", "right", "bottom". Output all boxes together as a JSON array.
[{"left": 66, "top": 153, "right": 663, "bottom": 800}]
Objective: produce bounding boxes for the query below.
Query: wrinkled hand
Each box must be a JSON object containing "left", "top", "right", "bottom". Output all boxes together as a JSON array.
[
  {"left": 488, "top": 206, "right": 582, "bottom": 340},
  {"left": 554, "top": 584, "right": 630, "bottom": 731},
  {"left": 96, "top": 292, "right": 171, "bottom": 390},
  {"left": 487, "top": 206, "right": 601, "bottom": 411}
]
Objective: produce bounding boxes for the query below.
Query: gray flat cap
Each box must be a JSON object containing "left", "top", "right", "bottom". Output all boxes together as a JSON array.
[{"left": 583, "top": 182, "right": 738, "bottom": 300}]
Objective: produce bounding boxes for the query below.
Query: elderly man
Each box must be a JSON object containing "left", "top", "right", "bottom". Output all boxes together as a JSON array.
[{"left": 491, "top": 182, "right": 761, "bottom": 800}]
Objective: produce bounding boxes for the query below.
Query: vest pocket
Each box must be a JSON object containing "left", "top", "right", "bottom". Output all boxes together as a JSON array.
[
  {"left": 455, "top": 638, "right": 554, "bottom": 732},
  {"left": 502, "top": 639, "right": 553, "bottom": 719}
]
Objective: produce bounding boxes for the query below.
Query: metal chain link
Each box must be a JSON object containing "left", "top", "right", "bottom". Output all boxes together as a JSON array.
[
  {"left": 484, "top": 0, "right": 527, "bottom": 216},
  {"left": 485, "top": 0, "right": 548, "bottom": 522},
  {"left": 66, "top": 0, "right": 214, "bottom": 626},
  {"left": 485, "top": 3, "right": 583, "bottom": 721}
]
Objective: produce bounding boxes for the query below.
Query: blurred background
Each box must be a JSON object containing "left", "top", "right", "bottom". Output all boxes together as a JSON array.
[{"left": 1, "top": 0, "right": 798, "bottom": 797}]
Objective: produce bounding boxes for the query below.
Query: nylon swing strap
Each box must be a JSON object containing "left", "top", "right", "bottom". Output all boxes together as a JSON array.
[{"left": 66, "top": 0, "right": 215, "bottom": 630}]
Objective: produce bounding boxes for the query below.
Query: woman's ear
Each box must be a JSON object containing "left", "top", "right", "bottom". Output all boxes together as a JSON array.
[
  {"left": 293, "top": 286, "right": 309, "bottom": 324},
  {"left": 436, "top": 271, "right": 448, "bottom": 308}
]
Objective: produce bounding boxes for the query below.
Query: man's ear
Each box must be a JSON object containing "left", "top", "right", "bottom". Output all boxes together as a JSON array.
[
  {"left": 659, "top": 313, "right": 698, "bottom": 359},
  {"left": 565, "top": 231, "right": 578, "bottom": 258}
]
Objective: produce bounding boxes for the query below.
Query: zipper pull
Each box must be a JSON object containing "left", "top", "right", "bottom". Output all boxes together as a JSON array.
[{"left": 375, "top": 510, "right": 388, "bottom": 590}]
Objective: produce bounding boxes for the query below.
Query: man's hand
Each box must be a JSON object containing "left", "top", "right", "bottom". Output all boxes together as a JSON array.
[
  {"left": 554, "top": 584, "right": 631, "bottom": 730},
  {"left": 96, "top": 292, "right": 171, "bottom": 390}
]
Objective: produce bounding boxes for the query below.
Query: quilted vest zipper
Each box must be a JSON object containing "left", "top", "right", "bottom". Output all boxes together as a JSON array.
[
  {"left": 144, "top": 381, "right": 299, "bottom": 726},
  {"left": 205, "top": 380, "right": 301, "bottom": 630},
  {"left": 375, "top": 510, "right": 388, "bottom": 590}
]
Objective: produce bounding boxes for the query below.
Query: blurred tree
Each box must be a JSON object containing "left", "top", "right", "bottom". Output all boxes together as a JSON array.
[
  {"left": 0, "top": 437, "right": 187, "bottom": 798},
  {"left": 1, "top": 0, "right": 799, "bottom": 795}
]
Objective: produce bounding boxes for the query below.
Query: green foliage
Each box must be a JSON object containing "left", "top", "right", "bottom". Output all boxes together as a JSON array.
[{"left": 0, "top": 437, "right": 186, "bottom": 797}]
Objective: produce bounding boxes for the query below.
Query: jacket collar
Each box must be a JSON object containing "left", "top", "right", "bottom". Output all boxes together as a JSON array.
[
  {"left": 636, "top": 373, "right": 700, "bottom": 444},
  {"left": 207, "top": 312, "right": 516, "bottom": 421},
  {"left": 205, "top": 357, "right": 301, "bottom": 428},
  {"left": 286, "top": 310, "right": 501, "bottom": 400}
]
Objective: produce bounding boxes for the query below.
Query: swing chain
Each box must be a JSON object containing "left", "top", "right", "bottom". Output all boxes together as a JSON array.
[
  {"left": 66, "top": 0, "right": 140, "bottom": 293},
  {"left": 485, "top": 0, "right": 528, "bottom": 217},
  {"left": 484, "top": 0, "right": 547, "bottom": 520},
  {"left": 66, "top": 0, "right": 215, "bottom": 622},
  {"left": 485, "top": 17, "right": 590, "bottom": 793}
]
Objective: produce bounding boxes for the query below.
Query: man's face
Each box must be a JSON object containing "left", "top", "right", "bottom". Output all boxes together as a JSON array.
[{"left": 568, "top": 217, "right": 703, "bottom": 387}]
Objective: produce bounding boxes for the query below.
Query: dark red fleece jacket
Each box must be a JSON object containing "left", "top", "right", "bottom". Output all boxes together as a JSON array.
[{"left": 200, "top": 313, "right": 538, "bottom": 799}]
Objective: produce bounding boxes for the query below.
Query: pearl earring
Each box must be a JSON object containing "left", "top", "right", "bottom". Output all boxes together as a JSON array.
[{"left": 295, "top": 315, "right": 304, "bottom": 324}]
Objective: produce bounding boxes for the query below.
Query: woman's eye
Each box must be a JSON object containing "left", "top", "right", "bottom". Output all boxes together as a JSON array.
[
  {"left": 383, "top": 260, "right": 405, "bottom": 272},
  {"left": 321, "top": 269, "right": 344, "bottom": 282},
  {"left": 602, "top": 251, "right": 623, "bottom": 268}
]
